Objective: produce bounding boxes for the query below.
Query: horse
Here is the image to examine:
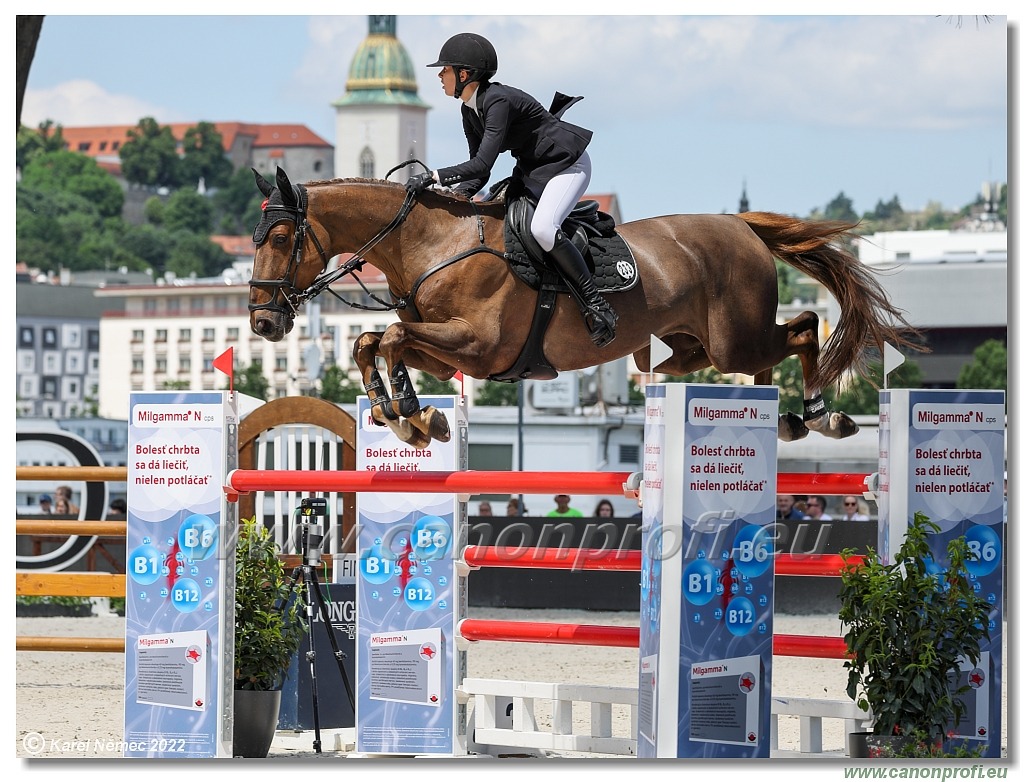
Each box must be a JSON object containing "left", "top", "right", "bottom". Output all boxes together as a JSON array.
[{"left": 248, "top": 166, "right": 919, "bottom": 450}]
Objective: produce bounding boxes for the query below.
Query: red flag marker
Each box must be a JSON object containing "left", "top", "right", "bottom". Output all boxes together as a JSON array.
[
  {"left": 454, "top": 370, "right": 464, "bottom": 397},
  {"left": 213, "top": 347, "right": 234, "bottom": 393}
]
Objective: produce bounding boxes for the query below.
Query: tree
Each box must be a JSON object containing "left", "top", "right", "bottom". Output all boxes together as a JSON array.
[
  {"left": 165, "top": 232, "right": 232, "bottom": 278},
  {"left": 17, "top": 120, "right": 65, "bottom": 169},
  {"left": 163, "top": 189, "right": 214, "bottom": 235},
  {"left": 235, "top": 363, "right": 270, "bottom": 401},
  {"left": 318, "top": 365, "right": 363, "bottom": 403},
  {"left": 772, "top": 356, "right": 806, "bottom": 415},
  {"left": 475, "top": 380, "right": 519, "bottom": 406},
  {"left": 832, "top": 360, "right": 924, "bottom": 415},
  {"left": 213, "top": 167, "right": 271, "bottom": 235},
  {"left": 20, "top": 149, "right": 124, "bottom": 219},
  {"left": 665, "top": 367, "right": 734, "bottom": 385},
  {"left": 416, "top": 373, "right": 457, "bottom": 395},
  {"left": 120, "top": 117, "right": 182, "bottom": 188},
  {"left": 957, "top": 339, "right": 1007, "bottom": 391},
  {"left": 824, "top": 191, "right": 859, "bottom": 224},
  {"left": 179, "top": 122, "right": 233, "bottom": 190}
]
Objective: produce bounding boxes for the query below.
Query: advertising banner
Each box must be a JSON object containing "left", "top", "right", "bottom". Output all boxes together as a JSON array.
[
  {"left": 880, "top": 389, "right": 1004, "bottom": 756},
  {"left": 639, "top": 384, "right": 777, "bottom": 758},
  {"left": 123, "top": 392, "right": 236, "bottom": 758},
  {"left": 354, "top": 396, "right": 467, "bottom": 755}
]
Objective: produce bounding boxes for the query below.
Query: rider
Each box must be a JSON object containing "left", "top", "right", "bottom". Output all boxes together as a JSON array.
[{"left": 406, "top": 32, "right": 618, "bottom": 348}]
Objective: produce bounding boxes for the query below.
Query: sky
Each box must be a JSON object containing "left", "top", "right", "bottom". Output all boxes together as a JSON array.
[{"left": 17, "top": 10, "right": 1014, "bottom": 224}]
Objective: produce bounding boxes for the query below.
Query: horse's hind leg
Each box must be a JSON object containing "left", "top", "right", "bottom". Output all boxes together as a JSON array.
[{"left": 770, "top": 311, "right": 858, "bottom": 440}]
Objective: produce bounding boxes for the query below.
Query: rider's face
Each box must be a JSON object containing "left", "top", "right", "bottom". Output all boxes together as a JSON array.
[{"left": 438, "top": 66, "right": 457, "bottom": 97}]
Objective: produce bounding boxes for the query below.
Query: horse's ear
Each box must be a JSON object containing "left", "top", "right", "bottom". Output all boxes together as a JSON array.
[
  {"left": 275, "top": 167, "right": 297, "bottom": 207},
  {"left": 253, "top": 168, "right": 273, "bottom": 198}
]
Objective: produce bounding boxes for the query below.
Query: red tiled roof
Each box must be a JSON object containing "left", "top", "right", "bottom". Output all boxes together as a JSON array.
[
  {"left": 55, "top": 121, "right": 331, "bottom": 162},
  {"left": 210, "top": 235, "right": 255, "bottom": 256}
]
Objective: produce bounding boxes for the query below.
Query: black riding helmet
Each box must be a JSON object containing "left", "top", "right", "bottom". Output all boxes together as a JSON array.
[{"left": 427, "top": 32, "right": 497, "bottom": 98}]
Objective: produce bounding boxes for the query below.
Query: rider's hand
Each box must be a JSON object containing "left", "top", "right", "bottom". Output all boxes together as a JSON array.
[{"left": 406, "top": 172, "right": 436, "bottom": 194}]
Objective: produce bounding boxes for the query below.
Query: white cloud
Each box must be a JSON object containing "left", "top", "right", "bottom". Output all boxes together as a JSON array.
[{"left": 22, "top": 79, "right": 172, "bottom": 128}]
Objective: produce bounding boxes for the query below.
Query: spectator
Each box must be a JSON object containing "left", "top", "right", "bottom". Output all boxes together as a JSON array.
[
  {"left": 776, "top": 494, "right": 805, "bottom": 520},
  {"left": 55, "top": 485, "right": 80, "bottom": 514},
  {"left": 477, "top": 501, "right": 493, "bottom": 517},
  {"left": 593, "top": 498, "right": 615, "bottom": 518},
  {"left": 54, "top": 497, "right": 72, "bottom": 515},
  {"left": 506, "top": 498, "right": 527, "bottom": 516},
  {"left": 38, "top": 494, "right": 53, "bottom": 515},
  {"left": 804, "top": 495, "right": 832, "bottom": 521},
  {"left": 839, "top": 495, "right": 869, "bottom": 521},
  {"left": 108, "top": 498, "right": 127, "bottom": 517},
  {"left": 546, "top": 494, "right": 583, "bottom": 518}
]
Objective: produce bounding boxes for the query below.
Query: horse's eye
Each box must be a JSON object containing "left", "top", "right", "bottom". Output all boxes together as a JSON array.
[{"left": 272, "top": 233, "right": 288, "bottom": 246}]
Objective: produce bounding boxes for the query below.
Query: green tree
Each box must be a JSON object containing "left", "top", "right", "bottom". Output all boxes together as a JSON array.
[
  {"left": 824, "top": 191, "right": 859, "bottom": 223},
  {"left": 163, "top": 188, "right": 214, "bottom": 235},
  {"left": 235, "top": 363, "right": 269, "bottom": 400},
  {"left": 179, "top": 121, "right": 233, "bottom": 190},
  {"left": 213, "top": 166, "right": 271, "bottom": 234},
  {"left": 666, "top": 367, "right": 734, "bottom": 385},
  {"left": 319, "top": 365, "right": 363, "bottom": 403},
  {"left": 17, "top": 184, "right": 104, "bottom": 272},
  {"left": 475, "top": 380, "right": 519, "bottom": 406},
  {"left": 772, "top": 356, "right": 806, "bottom": 415},
  {"left": 165, "top": 231, "right": 232, "bottom": 278},
  {"left": 20, "top": 149, "right": 123, "bottom": 218},
  {"left": 416, "top": 373, "right": 457, "bottom": 395},
  {"left": 119, "top": 117, "right": 182, "bottom": 188},
  {"left": 957, "top": 339, "right": 1007, "bottom": 391},
  {"left": 17, "top": 120, "right": 65, "bottom": 169},
  {"left": 833, "top": 360, "right": 924, "bottom": 415}
]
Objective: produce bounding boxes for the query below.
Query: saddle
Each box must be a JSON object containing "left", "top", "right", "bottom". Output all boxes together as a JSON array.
[{"left": 488, "top": 179, "right": 638, "bottom": 383}]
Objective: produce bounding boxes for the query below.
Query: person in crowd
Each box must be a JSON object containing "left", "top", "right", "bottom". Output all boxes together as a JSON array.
[
  {"left": 776, "top": 494, "right": 806, "bottom": 520},
  {"left": 477, "top": 501, "right": 493, "bottom": 517},
  {"left": 840, "top": 495, "right": 869, "bottom": 521},
  {"left": 55, "top": 485, "right": 80, "bottom": 514},
  {"left": 804, "top": 495, "right": 833, "bottom": 521},
  {"left": 54, "top": 497, "right": 71, "bottom": 515},
  {"left": 506, "top": 498, "right": 527, "bottom": 516},
  {"left": 593, "top": 498, "right": 615, "bottom": 518},
  {"left": 37, "top": 494, "right": 53, "bottom": 515},
  {"left": 408, "top": 31, "right": 616, "bottom": 347},
  {"left": 546, "top": 494, "right": 583, "bottom": 518},
  {"left": 108, "top": 498, "right": 127, "bottom": 517}
]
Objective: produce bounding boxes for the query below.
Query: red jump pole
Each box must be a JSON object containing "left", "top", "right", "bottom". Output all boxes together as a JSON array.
[{"left": 226, "top": 469, "right": 871, "bottom": 497}]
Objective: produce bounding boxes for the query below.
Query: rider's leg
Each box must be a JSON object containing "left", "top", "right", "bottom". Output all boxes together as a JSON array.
[{"left": 529, "top": 152, "right": 617, "bottom": 347}]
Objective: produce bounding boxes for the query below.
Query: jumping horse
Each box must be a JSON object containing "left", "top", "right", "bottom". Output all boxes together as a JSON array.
[{"left": 248, "top": 167, "right": 918, "bottom": 450}]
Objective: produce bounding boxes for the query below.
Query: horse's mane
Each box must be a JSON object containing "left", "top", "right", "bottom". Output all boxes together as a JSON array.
[{"left": 304, "top": 176, "right": 487, "bottom": 207}]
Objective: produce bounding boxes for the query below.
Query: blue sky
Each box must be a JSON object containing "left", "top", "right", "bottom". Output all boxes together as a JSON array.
[{"left": 20, "top": 11, "right": 1012, "bottom": 223}]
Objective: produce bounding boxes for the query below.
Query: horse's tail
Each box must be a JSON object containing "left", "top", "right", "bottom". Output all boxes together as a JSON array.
[{"left": 739, "top": 211, "right": 923, "bottom": 390}]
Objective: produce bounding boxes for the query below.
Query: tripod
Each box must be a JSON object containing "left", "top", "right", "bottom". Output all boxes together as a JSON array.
[{"left": 278, "top": 517, "right": 356, "bottom": 755}]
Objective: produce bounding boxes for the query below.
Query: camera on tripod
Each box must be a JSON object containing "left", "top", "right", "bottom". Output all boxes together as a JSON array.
[{"left": 298, "top": 497, "right": 327, "bottom": 567}]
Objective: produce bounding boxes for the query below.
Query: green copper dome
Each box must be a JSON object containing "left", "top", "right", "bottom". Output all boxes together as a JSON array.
[{"left": 334, "top": 16, "right": 429, "bottom": 108}]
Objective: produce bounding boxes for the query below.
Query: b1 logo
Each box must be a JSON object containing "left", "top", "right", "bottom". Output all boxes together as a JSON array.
[{"left": 16, "top": 430, "right": 109, "bottom": 571}]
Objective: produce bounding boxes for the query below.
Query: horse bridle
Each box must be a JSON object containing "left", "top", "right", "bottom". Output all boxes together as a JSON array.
[
  {"left": 249, "top": 174, "right": 506, "bottom": 321},
  {"left": 248, "top": 183, "right": 418, "bottom": 319}
]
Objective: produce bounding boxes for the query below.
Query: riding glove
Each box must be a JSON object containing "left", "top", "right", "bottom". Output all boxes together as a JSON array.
[{"left": 406, "top": 172, "right": 435, "bottom": 194}]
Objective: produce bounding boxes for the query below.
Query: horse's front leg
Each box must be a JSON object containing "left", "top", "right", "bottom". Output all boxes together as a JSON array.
[
  {"left": 385, "top": 358, "right": 450, "bottom": 447},
  {"left": 352, "top": 332, "right": 423, "bottom": 444}
]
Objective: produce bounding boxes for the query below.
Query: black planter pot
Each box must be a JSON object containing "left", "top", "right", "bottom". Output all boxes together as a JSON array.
[
  {"left": 848, "top": 731, "right": 918, "bottom": 758},
  {"left": 233, "top": 689, "right": 282, "bottom": 758}
]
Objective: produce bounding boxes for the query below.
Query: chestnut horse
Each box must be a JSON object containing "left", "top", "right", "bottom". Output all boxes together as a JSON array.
[{"left": 248, "top": 167, "right": 917, "bottom": 449}]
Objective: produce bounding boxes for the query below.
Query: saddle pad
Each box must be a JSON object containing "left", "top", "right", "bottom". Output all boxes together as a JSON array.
[{"left": 504, "top": 227, "right": 639, "bottom": 294}]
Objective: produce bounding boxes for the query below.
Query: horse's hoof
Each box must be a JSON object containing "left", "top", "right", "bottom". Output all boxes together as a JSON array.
[
  {"left": 806, "top": 411, "right": 858, "bottom": 439},
  {"left": 423, "top": 406, "right": 452, "bottom": 443},
  {"left": 777, "top": 412, "right": 809, "bottom": 442}
]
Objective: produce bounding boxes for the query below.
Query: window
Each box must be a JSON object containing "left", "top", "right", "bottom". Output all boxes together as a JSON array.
[
  {"left": 99, "top": 141, "right": 108, "bottom": 151},
  {"left": 226, "top": 327, "right": 239, "bottom": 340},
  {"left": 87, "top": 329, "right": 100, "bottom": 350},
  {"left": 131, "top": 358, "right": 144, "bottom": 373},
  {"left": 41, "top": 377, "right": 58, "bottom": 398},
  {"left": 155, "top": 329, "right": 168, "bottom": 342},
  {"left": 215, "top": 296, "right": 228, "bottom": 312},
  {"left": 88, "top": 355, "right": 100, "bottom": 373},
  {"left": 202, "top": 328, "right": 215, "bottom": 342},
  {"left": 360, "top": 147, "right": 375, "bottom": 178},
  {"left": 618, "top": 444, "right": 641, "bottom": 465},
  {"left": 179, "top": 328, "right": 191, "bottom": 342},
  {"left": 348, "top": 324, "right": 362, "bottom": 337},
  {"left": 203, "top": 357, "right": 214, "bottom": 372},
  {"left": 17, "top": 352, "right": 35, "bottom": 372},
  {"left": 42, "top": 328, "right": 57, "bottom": 348},
  {"left": 180, "top": 357, "right": 192, "bottom": 372},
  {"left": 77, "top": 142, "right": 91, "bottom": 152},
  {"left": 65, "top": 353, "right": 82, "bottom": 373},
  {"left": 42, "top": 353, "right": 60, "bottom": 373},
  {"left": 19, "top": 327, "right": 34, "bottom": 347},
  {"left": 111, "top": 141, "right": 120, "bottom": 151},
  {"left": 62, "top": 324, "right": 81, "bottom": 348},
  {"left": 144, "top": 298, "right": 157, "bottom": 313},
  {"left": 275, "top": 356, "right": 288, "bottom": 371},
  {"left": 132, "top": 329, "right": 144, "bottom": 343},
  {"left": 155, "top": 358, "right": 168, "bottom": 373},
  {"left": 167, "top": 298, "right": 180, "bottom": 314},
  {"left": 191, "top": 296, "right": 204, "bottom": 314}
]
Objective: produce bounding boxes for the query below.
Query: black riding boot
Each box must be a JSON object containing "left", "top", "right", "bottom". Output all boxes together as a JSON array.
[{"left": 547, "top": 230, "right": 618, "bottom": 347}]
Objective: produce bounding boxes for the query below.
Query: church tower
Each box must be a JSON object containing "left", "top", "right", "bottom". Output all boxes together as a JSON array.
[{"left": 333, "top": 16, "right": 430, "bottom": 183}]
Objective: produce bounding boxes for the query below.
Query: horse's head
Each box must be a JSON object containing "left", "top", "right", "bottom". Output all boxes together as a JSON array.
[{"left": 248, "top": 167, "right": 329, "bottom": 342}]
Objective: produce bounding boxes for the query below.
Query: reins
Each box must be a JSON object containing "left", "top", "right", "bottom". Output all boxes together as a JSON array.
[{"left": 253, "top": 161, "right": 506, "bottom": 319}]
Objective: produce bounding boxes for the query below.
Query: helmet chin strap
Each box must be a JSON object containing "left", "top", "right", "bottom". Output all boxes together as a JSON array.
[{"left": 453, "top": 68, "right": 478, "bottom": 99}]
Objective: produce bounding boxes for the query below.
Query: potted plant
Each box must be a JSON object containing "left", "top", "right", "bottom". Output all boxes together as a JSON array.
[
  {"left": 233, "top": 517, "right": 306, "bottom": 758},
  {"left": 838, "top": 511, "right": 991, "bottom": 758}
]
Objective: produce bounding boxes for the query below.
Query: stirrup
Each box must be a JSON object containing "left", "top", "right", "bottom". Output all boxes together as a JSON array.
[{"left": 583, "top": 303, "right": 617, "bottom": 348}]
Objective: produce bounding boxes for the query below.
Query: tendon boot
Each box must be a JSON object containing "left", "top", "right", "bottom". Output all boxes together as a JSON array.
[{"left": 547, "top": 230, "right": 618, "bottom": 347}]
